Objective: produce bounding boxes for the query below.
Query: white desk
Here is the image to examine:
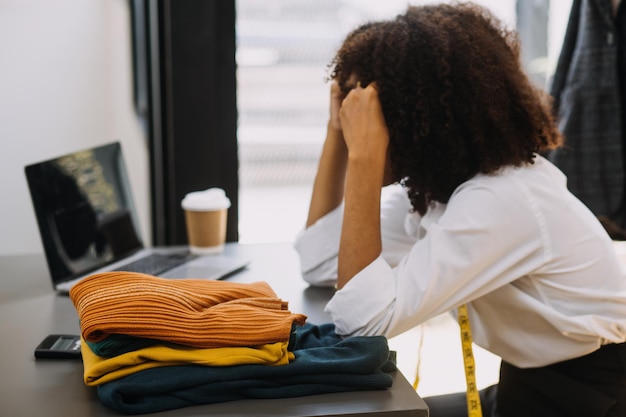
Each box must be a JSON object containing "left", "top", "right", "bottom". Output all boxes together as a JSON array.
[{"left": 0, "top": 242, "right": 428, "bottom": 416}]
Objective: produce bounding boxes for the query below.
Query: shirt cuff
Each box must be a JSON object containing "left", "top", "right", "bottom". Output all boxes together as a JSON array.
[
  {"left": 294, "top": 204, "right": 343, "bottom": 273},
  {"left": 325, "top": 256, "right": 396, "bottom": 337}
]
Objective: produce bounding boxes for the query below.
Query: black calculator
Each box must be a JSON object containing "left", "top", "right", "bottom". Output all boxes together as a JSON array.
[{"left": 34, "top": 334, "right": 82, "bottom": 359}]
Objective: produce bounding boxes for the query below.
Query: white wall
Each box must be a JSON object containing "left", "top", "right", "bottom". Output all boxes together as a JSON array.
[{"left": 0, "top": 0, "right": 149, "bottom": 255}]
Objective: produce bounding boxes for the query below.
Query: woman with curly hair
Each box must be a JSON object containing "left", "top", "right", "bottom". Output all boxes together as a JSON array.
[{"left": 294, "top": 2, "right": 626, "bottom": 416}]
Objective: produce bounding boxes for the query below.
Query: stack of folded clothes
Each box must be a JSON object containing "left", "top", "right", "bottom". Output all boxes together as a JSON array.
[{"left": 69, "top": 271, "right": 396, "bottom": 414}]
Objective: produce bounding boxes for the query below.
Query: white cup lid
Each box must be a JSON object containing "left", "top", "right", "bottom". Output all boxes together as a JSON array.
[{"left": 181, "top": 188, "right": 231, "bottom": 211}]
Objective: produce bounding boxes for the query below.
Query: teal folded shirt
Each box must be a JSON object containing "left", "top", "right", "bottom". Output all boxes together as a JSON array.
[{"left": 97, "top": 322, "right": 396, "bottom": 414}]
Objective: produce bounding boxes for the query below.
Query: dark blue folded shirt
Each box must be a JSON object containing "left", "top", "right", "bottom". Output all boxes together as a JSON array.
[{"left": 97, "top": 322, "right": 396, "bottom": 414}]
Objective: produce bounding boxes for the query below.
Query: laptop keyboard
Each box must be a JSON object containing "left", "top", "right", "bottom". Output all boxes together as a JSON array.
[{"left": 115, "top": 253, "right": 193, "bottom": 276}]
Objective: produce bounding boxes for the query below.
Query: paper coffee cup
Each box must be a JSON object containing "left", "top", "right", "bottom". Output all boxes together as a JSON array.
[{"left": 181, "top": 188, "right": 231, "bottom": 255}]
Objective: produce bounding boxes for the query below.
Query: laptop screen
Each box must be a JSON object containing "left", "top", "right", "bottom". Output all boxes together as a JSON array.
[{"left": 25, "top": 142, "right": 143, "bottom": 285}]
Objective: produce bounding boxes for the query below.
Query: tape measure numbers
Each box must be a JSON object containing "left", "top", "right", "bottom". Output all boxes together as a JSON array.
[{"left": 458, "top": 303, "right": 483, "bottom": 417}]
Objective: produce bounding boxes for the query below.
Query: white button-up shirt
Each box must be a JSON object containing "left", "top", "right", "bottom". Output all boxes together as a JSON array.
[{"left": 294, "top": 156, "right": 626, "bottom": 367}]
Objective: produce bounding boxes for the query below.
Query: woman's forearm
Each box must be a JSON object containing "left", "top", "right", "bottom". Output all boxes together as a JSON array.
[
  {"left": 335, "top": 82, "right": 389, "bottom": 289},
  {"left": 337, "top": 153, "right": 386, "bottom": 289},
  {"left": 306, "top": 122, "right": 348, "bottom": 228}
]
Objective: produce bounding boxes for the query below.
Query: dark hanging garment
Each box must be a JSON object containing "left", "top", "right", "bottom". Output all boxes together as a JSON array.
[{"left": 549, "top": 0, "right": 626, "bottom": 236}]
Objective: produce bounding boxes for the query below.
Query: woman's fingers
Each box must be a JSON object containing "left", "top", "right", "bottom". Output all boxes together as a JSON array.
[{"left": 340, "top": 83, "right": 389, "bottom": 159}]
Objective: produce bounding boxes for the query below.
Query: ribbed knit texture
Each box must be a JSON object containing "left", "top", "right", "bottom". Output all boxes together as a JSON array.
[{"left": 69, "top": 271, "right": 307, "bottom": 348}]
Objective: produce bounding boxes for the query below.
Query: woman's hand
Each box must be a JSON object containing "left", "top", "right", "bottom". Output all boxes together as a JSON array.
[{"left": 339, "top": 82, "right": 389, "bottom": 162}]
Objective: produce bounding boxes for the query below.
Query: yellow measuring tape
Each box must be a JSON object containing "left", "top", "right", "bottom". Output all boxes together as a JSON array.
[
  {"left": 412, "top": 325, "right": 424, "bottom": 390},
  {"left": 412, "top": 305, "right": 482, "bottom": 417},
  {"left": 458, "top": 303, "right": 483, "bottom": 417}
]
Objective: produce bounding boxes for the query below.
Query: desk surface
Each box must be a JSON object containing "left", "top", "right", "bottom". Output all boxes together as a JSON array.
[{"left": 0, "top": 242, "right": 428, "bottom": 417}]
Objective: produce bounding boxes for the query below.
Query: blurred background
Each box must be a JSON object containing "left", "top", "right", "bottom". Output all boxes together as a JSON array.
[{"left": 0, "top": 0, "right": 572, "bottom": 252}]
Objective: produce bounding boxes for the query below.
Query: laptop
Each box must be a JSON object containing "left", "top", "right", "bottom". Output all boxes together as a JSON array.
[{"left": 24, "top": 141, "right": 249, "bottom": 293}]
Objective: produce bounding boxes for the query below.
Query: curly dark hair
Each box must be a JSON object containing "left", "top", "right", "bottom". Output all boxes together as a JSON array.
[{"left": 329, "top": 2, "right": 563, "bottom": 214}]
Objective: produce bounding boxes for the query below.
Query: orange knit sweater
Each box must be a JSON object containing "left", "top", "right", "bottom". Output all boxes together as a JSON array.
[{"left": 69, "top": 272, "right": 307, "bottom": 348}]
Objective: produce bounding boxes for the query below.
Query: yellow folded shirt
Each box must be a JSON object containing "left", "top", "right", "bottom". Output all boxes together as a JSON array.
[{"left": 81, "top": 338, "right": 294, "bottom": 386}]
